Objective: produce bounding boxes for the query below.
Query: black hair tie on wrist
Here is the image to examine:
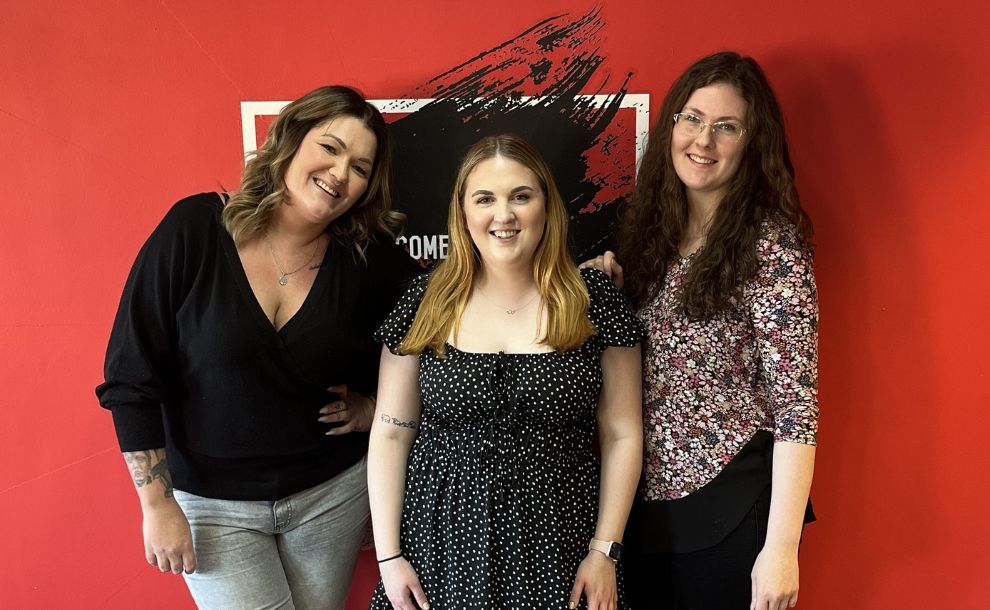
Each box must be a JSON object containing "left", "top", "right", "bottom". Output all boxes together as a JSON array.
[{"left": 377, "top": 552, "right": 404, "bottom": 564}]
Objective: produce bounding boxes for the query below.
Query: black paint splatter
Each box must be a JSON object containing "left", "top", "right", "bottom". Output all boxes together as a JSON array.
[{"left": 391, "top": 8, "right": 635, "bottom": 261}]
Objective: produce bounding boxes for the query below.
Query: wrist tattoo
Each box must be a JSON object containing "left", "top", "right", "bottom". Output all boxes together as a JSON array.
[
  {"left": 123, "top": 448, "right": 174, "bottom": 498},
  {"left": 380, "top": 414, "right": 418, "bottom": 429}
]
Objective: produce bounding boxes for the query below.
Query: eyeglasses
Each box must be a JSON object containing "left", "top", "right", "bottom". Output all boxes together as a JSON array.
[{"left": 672, "top": 112, "right": 747, "bottom": 143}]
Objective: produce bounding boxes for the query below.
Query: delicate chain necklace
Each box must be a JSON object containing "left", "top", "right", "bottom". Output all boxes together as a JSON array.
[
  {"left": 265, "top": 232, "right": 322, "bottom": 286},
  {"left": 477, "top": 286, "right": 540, "bottom": 315}
]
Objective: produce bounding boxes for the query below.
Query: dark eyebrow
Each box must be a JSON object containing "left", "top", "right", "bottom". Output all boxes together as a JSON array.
[
  {"left": 684, "top": 107, "right": 743, "bottom": 122},
  {"left": 320, "top": 133, "right": 373, "bottom": 166},
  {"left": 470, "top": 189, "right": 494, "bottom": 197}
]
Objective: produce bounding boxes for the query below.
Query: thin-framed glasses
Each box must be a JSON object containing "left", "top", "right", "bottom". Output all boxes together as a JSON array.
[{"left": 672, "top": 112, "right": 747, "bottom": 143}]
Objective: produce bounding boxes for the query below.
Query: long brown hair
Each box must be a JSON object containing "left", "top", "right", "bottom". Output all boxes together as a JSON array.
[
  {"left": 223, "top": 85, "right": 403, "bottom": 256},
  {"left": 618, "top": 51, "right": 812, "bottom": 316},
  {"left": 399, "top": 134, "right": 596, "bottom": 355}
]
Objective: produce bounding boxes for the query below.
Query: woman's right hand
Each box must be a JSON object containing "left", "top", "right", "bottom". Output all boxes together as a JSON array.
[
  {"left": 142, "top": 499, "right": 197, "bottom": 574},
  {"left": 578, "top": 250, "right": 624, "bottom": 289},
  {"left": 380, "top": 556, "right": 430, "bottom": 610}
]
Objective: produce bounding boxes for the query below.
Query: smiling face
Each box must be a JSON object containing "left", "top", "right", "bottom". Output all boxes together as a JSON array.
[
  {"left": 671, "top": 82, "right": 749, "bottom": 206},
  {"left": 281, "top": 115, "right": 377, "bottom": 228},
  {"left": 462, "top": 156, "right": 547, "bottom": 270}
]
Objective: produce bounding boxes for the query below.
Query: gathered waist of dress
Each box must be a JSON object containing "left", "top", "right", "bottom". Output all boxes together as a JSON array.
[{"left": 416, "top": 417, "right": 594, "bottom": 462}]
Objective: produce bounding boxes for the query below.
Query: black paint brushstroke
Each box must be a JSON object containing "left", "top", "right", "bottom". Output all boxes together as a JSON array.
[{"left": 390, "top": 8, "right": 634, "bottom": 261}]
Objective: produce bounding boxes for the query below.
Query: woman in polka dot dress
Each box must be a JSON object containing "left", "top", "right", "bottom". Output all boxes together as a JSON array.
[{"left": 367, "top": 134, "right": 645, "bottom": 610}]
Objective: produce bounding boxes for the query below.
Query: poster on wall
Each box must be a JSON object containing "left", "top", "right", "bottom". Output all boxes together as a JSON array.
[{"left": 241, "top": 9, "right": 648, "bottom": 264}]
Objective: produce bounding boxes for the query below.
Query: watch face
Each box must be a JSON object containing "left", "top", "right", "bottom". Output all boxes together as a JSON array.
[{"left": 608, "top": 541, "right": 624, "bottom": 561}]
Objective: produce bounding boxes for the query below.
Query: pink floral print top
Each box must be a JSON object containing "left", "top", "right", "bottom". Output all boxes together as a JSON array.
[{"left": 639, "top": 217, "right": 819, "bottom": 501}]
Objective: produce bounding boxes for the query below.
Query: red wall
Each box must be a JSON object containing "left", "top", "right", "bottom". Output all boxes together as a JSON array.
[{"left": 2, "top": 1, "right": 988, "bottom": 608}]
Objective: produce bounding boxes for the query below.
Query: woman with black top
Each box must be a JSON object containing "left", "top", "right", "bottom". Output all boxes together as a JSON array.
[
  {"left": 96, "top": 86, "right": 419, "bottom": 609},
  {"left": 583, "top": 52, "right": 819, "bottom": 610}
]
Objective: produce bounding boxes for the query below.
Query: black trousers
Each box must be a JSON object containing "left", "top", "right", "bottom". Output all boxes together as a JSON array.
[{"left": 625, "top": 487, "right": 771, "bottom": 610}]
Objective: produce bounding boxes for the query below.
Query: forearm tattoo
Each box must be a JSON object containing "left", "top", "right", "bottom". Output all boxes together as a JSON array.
[
  {"left": 123, "top": 448, "right": 174, "bottom": 498},
  {"left": 380, "top": 414, "right": 418, "bottom": 429}
]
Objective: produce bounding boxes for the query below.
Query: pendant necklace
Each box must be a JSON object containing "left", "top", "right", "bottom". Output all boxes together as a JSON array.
[
  {"left": 266, "top": 232, "right": 321, "bottom": 286},
  {"left": 478, "top": 287, "right": 540, "bottom": 315}
]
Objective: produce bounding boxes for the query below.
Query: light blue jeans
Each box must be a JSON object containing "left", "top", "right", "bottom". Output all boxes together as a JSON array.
[{"left": 173, "top": 456, "right": 369, "bottom": 610}]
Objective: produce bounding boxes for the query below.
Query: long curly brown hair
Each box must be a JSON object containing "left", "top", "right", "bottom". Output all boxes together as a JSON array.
[
  {"left": 618, "top": 51, "right": 812, "bottom": 316},
  {"left": 223, "top": 85, "right": 403, "bottom": 257}
]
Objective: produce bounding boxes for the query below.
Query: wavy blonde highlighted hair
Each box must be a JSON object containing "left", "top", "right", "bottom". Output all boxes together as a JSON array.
[
  {"left": 223, "top": 85, "right": 403, "bottom": 255},
  {"left": 400, "top": 134, "right": 595, "bottom": 356}
]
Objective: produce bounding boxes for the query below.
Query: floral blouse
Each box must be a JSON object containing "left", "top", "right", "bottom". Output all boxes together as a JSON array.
[{"left": 639, "top": 217, "right": 819, "bottom": 501}]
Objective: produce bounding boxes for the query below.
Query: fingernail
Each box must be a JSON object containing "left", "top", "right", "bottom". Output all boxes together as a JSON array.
[
  {"left": 422, "top": 604, "right": 430, "bottom": 610},
  {"left": 569, "top": 603, "right": 575, "bottom": 609},
  {"left": 325, "top": 430, "right": 336, "bottom": 435}
]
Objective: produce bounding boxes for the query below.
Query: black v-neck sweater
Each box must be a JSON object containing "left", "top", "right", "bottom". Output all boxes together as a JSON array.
[{"left": 96, "top": 193, "right": 421, "bottom": 500}]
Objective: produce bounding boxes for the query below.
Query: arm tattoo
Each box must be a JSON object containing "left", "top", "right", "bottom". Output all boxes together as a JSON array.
[
  {"left": 380, "top": 414, "right": 418, "bottom": 429},
  {"left": 123, "top": 448, "right": 174, "bottom": 498}
]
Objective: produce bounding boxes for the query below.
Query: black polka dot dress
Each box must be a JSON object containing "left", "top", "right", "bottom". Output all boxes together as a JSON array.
[{"left": 369, "top": 269, "right": 644, "bottom": 610}]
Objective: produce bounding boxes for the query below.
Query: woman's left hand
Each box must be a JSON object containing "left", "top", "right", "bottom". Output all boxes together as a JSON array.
[
  {"left": 569, "top": 551, "right": 617, "bottom": 610},
  {"left": 318, "top": 384, "right": 375, "bottom": 434},
  {"left": 750, "top": 542, "right": 800, "bottom": 610}
]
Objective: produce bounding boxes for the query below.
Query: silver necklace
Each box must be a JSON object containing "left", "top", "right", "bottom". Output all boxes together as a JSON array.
[
  {"left": 265, "top": 232, "right": 321, "bottom": 286},
  {"left": 477, "top": 287, "right": 540, "bottom": 315}
]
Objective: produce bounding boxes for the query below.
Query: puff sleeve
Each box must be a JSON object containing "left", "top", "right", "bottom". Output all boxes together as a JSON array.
[
  {"left": 582, "top": 267, "right": 646, "bottom": 349},
  {"left": 375, "top": 273, "right": 430, "bottom": 354}
]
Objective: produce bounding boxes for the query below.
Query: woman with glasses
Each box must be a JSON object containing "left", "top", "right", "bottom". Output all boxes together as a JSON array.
[{"left": 583, "top": 51, "right": 818, "bottom": 609}]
